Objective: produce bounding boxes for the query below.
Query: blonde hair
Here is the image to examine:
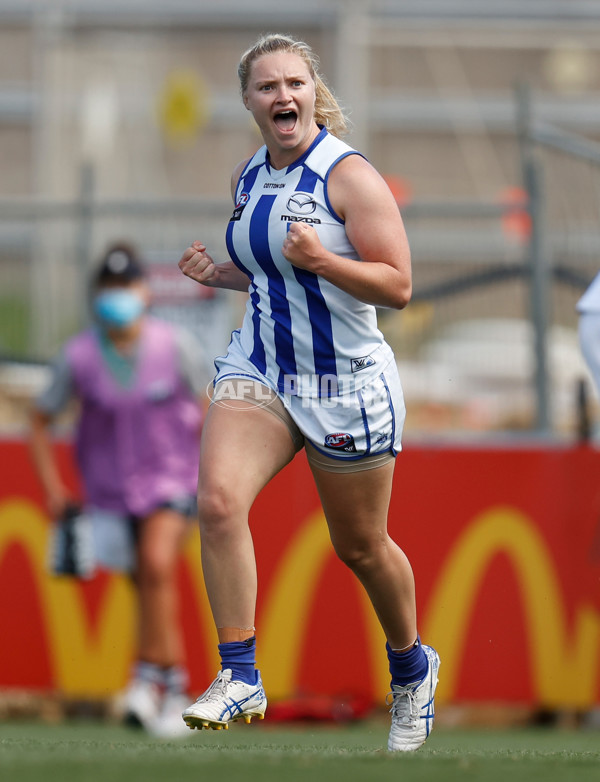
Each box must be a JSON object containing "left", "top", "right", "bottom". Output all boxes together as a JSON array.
[{"left": 238, "top": 33, "right": 349, "bottom": 139}]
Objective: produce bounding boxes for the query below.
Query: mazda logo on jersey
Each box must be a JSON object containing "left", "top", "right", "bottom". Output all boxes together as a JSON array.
[
  {"left": 324, "top": 432, "right": 357, "bottom": 452},
  {"left": 287, "top": 193, "right": 317, "bottom": 215}
]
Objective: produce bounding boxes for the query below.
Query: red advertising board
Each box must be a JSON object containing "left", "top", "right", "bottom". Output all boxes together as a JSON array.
[{"left": 1, "top": 438, "right": 599, "bottom": 708}]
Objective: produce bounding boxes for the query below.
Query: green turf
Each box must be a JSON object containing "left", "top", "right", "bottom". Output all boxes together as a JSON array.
[
  {"left": 0, "top": 295, "right": 30, "bottom": 356},
  {"left": 1, "top": 719, "right": 599, "bottom": 782}
]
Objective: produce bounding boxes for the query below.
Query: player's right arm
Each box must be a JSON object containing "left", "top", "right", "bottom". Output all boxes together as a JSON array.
[
  {"left": 178, "top": 243, "right": 250, "bottom": 291},
  {"left": 179, "top": 157, "right": 253, "bottom": 292}
]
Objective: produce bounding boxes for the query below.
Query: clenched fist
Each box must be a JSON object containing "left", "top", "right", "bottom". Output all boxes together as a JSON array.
[
  {"left": 179, "top": 241, "right": 218, "bottom": 286},
  {"left": 282, "top": 222, "right": 324, "bottom": 272}
]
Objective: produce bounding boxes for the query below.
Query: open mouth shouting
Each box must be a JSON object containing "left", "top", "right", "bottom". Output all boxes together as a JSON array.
[{"left": 273, "top": 109, "right": 298, "bottom": 134}]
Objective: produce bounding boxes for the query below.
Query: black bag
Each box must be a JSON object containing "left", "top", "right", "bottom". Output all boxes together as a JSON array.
[{"left": 49, "top": 503, "right": 95, "bottom": 579}]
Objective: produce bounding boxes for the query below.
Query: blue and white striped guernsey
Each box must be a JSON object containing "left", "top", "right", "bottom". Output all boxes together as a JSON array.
[{"left": 225, "top": 126, "right": 395, "bottom": 398}]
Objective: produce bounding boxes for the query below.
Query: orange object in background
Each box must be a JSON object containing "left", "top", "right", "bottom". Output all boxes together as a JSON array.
[
  {"left": 500, "top": 186, "right": 532, "bottom": 242},
  {"left": 383, "top": 175, "right": 413, "bottom": 209}
]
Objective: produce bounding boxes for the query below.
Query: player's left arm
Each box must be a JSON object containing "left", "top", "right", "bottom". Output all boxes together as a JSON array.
[{"left": 281, "top": 154, "right": 412, "bottom": 309}]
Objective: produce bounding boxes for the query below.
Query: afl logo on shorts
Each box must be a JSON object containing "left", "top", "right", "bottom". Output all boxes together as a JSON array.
[
  {"left": 230, "top": 192, "right": 250, "bottom": 222},
  {"left": 324, "top": 432, "right": 357, "bottom": 453}
]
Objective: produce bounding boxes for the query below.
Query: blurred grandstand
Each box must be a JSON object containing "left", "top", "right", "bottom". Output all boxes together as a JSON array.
[{"left": 1, "top": 0, "right": 600, "bottom": 438}]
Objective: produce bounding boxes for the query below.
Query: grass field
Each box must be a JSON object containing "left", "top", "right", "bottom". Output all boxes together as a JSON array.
[
  {"left": 0, "top": 295, "right": 29, "bottom": 356},
  {"left": 1, "top": 717, "right": 599, "bottom": 782}
]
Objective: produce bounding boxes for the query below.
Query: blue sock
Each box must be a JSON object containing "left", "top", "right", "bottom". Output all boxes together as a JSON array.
[
  {"left": 218, "top": 637, "right": 257, "bottom": 685},
  {"left": 387, "top": 637, "right": 428, "bottom": 687}
]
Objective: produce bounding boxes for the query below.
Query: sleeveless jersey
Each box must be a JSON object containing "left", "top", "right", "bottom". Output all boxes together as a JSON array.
[
  {"left": 225, "top": 126, "right": 394, "bottom": 398},
  {"left": 577, "top": 271, "right": 600, "bottom": 313}
]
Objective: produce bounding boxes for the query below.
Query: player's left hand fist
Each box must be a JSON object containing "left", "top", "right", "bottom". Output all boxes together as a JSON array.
[{"left": 282, "top": 222, "right": 323, "bottom": 271}]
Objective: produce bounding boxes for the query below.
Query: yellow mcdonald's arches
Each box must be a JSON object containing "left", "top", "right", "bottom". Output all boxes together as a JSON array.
[
  {"left": 5, "top": 495, "right": 597, "bottom": 706},
  {"left": 0, "top": 499, "right": 219, "bottom": 696},
  {"left": 424, "top": 506, "right": 600, "bottom": 708},
  {"left": 259, "top": 509, "right": 389, "bottom": 700},
  {"left": 0, "top": 498, "right": 136, "bottom": 696},
  {"left": 259, "top": 510, "right": 330, "bottom": 699}
]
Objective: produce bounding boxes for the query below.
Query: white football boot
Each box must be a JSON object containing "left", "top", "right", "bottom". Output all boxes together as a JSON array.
[
  {"left": 122, "top": 678, "right": 162, "bottom": 731},
  {"left": 182, "top": 668, "right": 267, "bottom": 731},
  {"left": 387, "top": 645, "right": 440, "bottom": 752},
  {"left": 149, "top": 693, "right": 194, "bottom": 739}
]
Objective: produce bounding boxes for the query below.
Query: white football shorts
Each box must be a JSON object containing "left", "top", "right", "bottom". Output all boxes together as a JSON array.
[{"left": 212, "top": 343, "right": 406, "bottom": 472}]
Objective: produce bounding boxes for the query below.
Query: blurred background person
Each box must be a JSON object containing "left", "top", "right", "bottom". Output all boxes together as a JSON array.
[
  {"left": 28, "top": 242, "right": 208, "bottom": 738},
  {"left": 578, "top": 272, "right": 600, "bottom": 407},
  {"left": 576, "top": 273, "right": 600, "bottom": 730}
]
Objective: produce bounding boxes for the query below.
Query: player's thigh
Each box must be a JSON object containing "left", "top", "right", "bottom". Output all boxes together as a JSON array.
[
  {"left": 311, "top": 459, "right": 396, "bottom": 550},
  {"left": 198, "top": 398, "right": 298, "bottom": 510}
]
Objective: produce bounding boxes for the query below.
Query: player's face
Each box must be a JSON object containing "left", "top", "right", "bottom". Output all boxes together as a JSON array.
[{"left": 243, "top": 51, "right": 319, "bottom": 169}]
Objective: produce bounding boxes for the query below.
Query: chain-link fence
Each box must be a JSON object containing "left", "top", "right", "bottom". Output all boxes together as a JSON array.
[{"left": 1, "top": 83, "right": 599, "bottom": 438}]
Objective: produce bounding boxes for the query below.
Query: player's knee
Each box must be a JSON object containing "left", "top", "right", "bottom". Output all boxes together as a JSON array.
[
  {"left": 333, "top": 539, "right": 380, "bottom": 573},
  {"left": 197, "top": 486, "right": 244, "bottom": 538}
]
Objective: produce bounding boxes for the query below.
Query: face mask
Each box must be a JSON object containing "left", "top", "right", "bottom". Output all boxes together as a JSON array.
[{"left": 93, "top": 289, "right": 145, "bottom": 328}]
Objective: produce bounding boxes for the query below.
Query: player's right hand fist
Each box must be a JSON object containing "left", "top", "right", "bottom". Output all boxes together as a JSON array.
[{"left": 179, "top": 241, "right": 217, "bottom": 285}]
